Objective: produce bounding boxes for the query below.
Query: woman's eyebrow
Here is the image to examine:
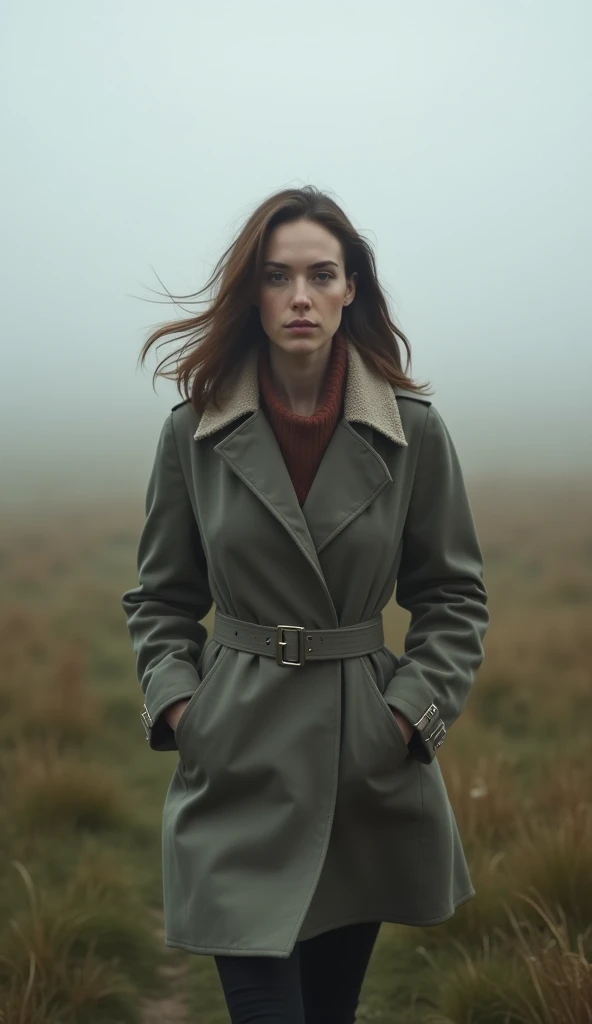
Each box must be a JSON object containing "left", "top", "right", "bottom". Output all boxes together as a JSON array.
[{"left": 263, "top": 260, "right": 340, "bottom": 270}]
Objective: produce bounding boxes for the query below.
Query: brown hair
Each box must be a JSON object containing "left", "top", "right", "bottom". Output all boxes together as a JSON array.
[{"left": 136, "top": 185, "right": 431, "bottom": 415}]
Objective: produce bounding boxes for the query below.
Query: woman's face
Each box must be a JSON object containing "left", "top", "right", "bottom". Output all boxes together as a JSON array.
[{"left": 257, "top": 218, "right": 356, "bottom": 357}]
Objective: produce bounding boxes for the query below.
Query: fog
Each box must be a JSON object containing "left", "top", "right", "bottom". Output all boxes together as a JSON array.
[{"left": 2, "top": 0, "right": 591, "bottom": 509}]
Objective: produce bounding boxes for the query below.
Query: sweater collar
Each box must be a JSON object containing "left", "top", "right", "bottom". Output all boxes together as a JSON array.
[{"left": 194, "top": 336, "right": 408, "bottom": 447}]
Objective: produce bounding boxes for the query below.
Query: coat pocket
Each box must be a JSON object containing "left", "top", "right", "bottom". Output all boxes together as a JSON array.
[
  {"left": 174, "top": 641, "right": 231, "bottom": 765},
  {"left": 359, "top": 653, "right": 409, "bottom": 760}
]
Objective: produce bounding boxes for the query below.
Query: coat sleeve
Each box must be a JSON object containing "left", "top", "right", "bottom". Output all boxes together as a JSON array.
[
  {"left": 383, "top": 403, "right": 489, "bottom": 764},
  {"left": 121, "top": 411, "right": 213, "bottom": 751}
]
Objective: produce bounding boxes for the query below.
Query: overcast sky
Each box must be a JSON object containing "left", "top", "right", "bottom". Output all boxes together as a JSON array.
[{"left": 1, "top": 0, "right": 590, "bottom": 508}]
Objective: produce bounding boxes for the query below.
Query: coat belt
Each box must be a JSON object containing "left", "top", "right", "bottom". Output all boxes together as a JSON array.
[{"left": 212, "top": 609, "right": 385, "bottom": 667}]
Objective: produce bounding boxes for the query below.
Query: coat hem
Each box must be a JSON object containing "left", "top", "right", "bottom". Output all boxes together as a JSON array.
[
  {"left": 163, "top": 888, "right": 476, "bottom": 957},
  {"left": 296, "top": 887, "right": 476, "bottom": 941}
]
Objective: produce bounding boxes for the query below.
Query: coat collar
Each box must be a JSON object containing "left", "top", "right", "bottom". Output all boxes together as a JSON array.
[
  {"left": 193, "top": 339, "right": 408, "bottom": 448},
  {"left": 191, "top": 340, "right": 414, "bottom": 616}
]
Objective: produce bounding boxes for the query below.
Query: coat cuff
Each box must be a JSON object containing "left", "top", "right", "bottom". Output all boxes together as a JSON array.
[
  {"left": 385, "top": 694, "right": 446, "bottom": 764},
  {"left": 141, "top": 681, "right": 199, "bottom": 751}
]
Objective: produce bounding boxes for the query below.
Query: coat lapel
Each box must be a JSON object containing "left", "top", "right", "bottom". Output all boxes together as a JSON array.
[{"left": 194, "top": 340, "right": 408, "bottom": 586}]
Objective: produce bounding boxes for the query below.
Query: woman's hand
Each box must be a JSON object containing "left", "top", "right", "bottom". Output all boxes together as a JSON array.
[
  {"left": 391, "top": 709, "right": 414, "bottom": 745},
  {"left": 166, "top": 698, "right": 191, "bottom": 733}
]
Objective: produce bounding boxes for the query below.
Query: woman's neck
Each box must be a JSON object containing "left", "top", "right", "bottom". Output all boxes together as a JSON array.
[{"left": 264, "top": 337, "right": 334, "bottom": 416}]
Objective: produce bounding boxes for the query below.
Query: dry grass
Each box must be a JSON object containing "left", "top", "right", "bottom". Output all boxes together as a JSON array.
[
  {"left": 0, "top": 605, "right": 101, "bottom": 751},
  {"left": 14, "top": 754, "right": 129, "bottom": 835},
  {"left": 0, "top": 863, "right": 142, "bottom": 1024},
  {"left": 418, "top": 897, "right": 592, "bottom": 1024}
]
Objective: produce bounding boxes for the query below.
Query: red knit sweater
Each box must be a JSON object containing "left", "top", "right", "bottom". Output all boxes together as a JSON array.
[{"left": 258, "top": 331, "right": 348, "bottom": 506}]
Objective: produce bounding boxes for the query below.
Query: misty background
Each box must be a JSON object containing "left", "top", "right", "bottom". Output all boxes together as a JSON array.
[{"left": 1, "top": 0, "right": 590, "bottom": 511}]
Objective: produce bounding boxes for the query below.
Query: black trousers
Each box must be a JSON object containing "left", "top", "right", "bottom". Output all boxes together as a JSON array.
[{"left": 214, "top": 920, "right": 381, "bottom": 1024}]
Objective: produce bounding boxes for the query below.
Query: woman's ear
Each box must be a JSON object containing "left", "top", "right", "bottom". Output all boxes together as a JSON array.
[{"left": 344, "top": 271, "right": 358, "bottom": 305}]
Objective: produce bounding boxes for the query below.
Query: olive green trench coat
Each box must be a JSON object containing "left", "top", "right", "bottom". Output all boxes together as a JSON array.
[{"left": 121, "top": 339, "right": 489, "bottom": 958}]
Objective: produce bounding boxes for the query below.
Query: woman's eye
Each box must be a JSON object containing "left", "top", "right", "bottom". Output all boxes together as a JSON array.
[{"left": 265, "top": 271, "right": 334, "bottom": 284}]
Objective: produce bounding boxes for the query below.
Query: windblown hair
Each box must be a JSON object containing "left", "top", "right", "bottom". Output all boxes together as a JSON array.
[{"left": 137, "top": 185, "right": 431, "bottom": 415}]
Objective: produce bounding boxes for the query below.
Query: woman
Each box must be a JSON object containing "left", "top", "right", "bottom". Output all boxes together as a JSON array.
[{"left": 121, "top": 185, "right": 489, "bottom": 1022}]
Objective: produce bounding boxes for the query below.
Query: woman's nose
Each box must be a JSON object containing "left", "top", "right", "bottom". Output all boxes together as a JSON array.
[{"left": 291, "top": 281, "right": 312, "bottom": 307}]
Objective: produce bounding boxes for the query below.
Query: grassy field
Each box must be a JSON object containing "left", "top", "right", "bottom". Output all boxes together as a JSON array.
[{"left": 0, "top": 477, "right": 590, "bottom": 1023}]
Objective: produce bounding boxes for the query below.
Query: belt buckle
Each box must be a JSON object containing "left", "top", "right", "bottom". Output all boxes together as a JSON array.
[{"left": 276, "top": 625, "right": 306, "bottom": 666}]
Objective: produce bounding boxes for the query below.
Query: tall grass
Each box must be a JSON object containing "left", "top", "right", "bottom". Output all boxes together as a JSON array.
[
  {"left": 419, "top": 897, "right": 592, "bottom": 1024},
  {"left": 0, "top": 863, "right": 145, "bottom": 1024}
]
